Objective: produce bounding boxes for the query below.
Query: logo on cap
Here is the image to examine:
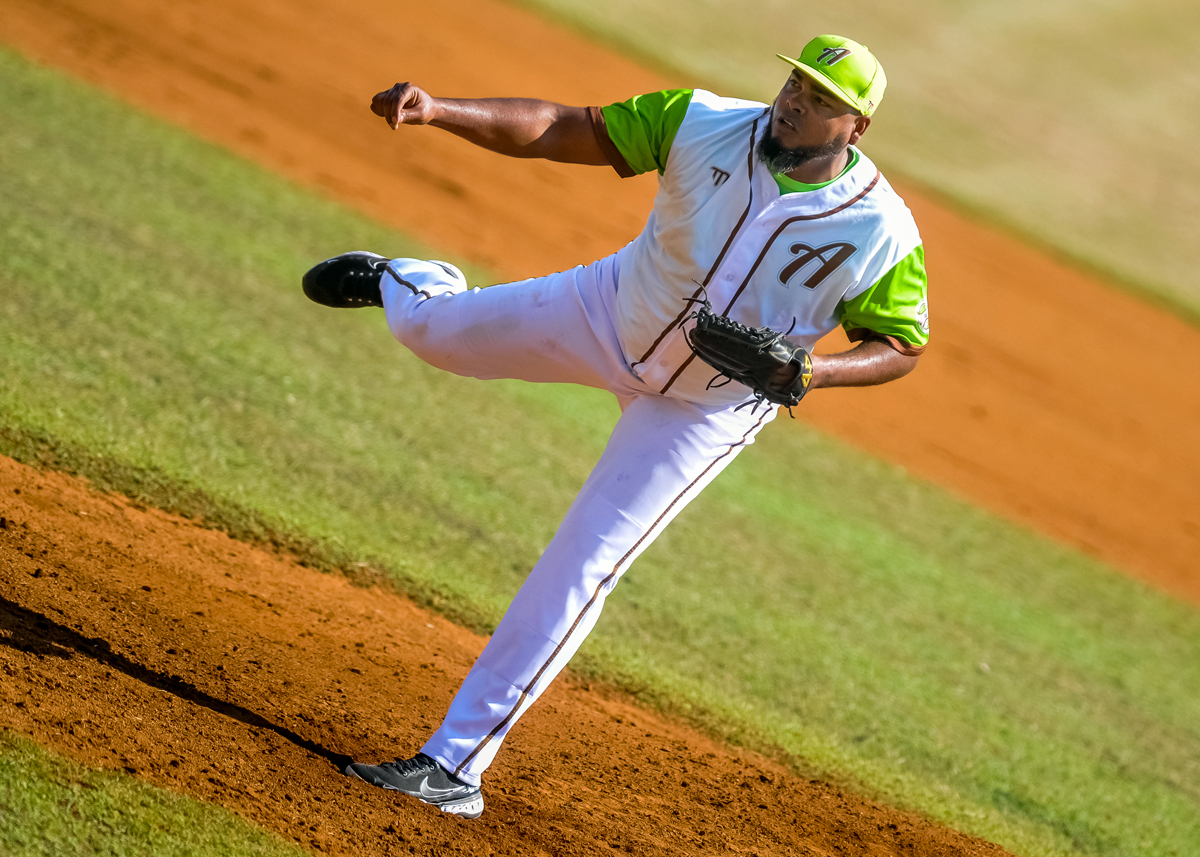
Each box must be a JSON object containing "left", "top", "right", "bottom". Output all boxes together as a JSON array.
[{"left": 816, "top": 47, "right": 853, "bottom": 66}]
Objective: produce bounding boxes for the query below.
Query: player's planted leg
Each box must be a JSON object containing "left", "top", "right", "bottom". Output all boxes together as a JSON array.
[{"left": 421, "top": 393, "right": 776, "bottom": 785}]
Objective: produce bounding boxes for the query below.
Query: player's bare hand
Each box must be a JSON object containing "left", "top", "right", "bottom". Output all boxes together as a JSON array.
[
  {"left": 371, "top": 83, "right": 438, "bottom": 130},
  {"left": 770, "top": 362, "right": 801, "bottom": 389}
]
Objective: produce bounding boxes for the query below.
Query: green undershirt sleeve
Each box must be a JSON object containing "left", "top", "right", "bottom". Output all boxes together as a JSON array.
[
  {"left": 836, "top": 245, "right": 929, "bottom": 355},
  {"left": 597, "top": 89, "right": 694, "bottom": 176}
]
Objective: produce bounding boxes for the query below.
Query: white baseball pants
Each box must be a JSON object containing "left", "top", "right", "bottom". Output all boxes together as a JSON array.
[{"left": 380, "top": 255, "right": 776, "bottom": 786}]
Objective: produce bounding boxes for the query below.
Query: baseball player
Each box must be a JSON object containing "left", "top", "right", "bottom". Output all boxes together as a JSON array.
[{"left": 304, "top": 35, "right": 927, "bottom": 819}]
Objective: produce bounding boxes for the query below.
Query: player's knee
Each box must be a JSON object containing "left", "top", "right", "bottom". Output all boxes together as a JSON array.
[
  {"left": 388, "top": 313, "right": 438, "bottom": 357},
  {"left": 387, "top": 310, "right": 469, "bottom": 374}
]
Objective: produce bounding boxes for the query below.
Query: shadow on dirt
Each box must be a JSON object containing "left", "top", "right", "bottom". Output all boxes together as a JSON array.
[{"left": 0, "top": 595, "right": 353, "bottom": 771}]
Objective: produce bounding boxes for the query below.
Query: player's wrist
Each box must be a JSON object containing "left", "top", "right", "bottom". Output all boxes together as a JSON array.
[
  {"left": 422, "top": 96, "right": 450, "bottom": 126},
  {"left": 807, "top": 354, "right": 830, "bottom": 389}
]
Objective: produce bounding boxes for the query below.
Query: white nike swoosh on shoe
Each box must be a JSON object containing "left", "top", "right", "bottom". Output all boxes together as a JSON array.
[{"left": 418, "top": 777, "right": 467, "bottom": 799}]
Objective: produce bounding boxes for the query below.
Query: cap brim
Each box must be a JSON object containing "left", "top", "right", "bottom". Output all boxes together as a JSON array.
[{"left": 775, "top": 54, "right": 868, "bottom": 115}]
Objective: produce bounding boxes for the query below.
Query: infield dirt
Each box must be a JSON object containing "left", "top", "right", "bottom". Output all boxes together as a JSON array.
[
  {"left": 2, "top": 0, "right": 1198, "bottom": 605},
  {"left": 0, "top": 455, "right": 1009, "bottom": 856}
]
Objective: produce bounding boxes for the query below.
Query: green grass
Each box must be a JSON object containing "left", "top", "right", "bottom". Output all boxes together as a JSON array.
[
  {"left": 0, "top": 733, "right": 306, "bottom": 857},
  {"left": 518, "top": 0, "right": 1200, "bottom": 323},
  {"left": 2, "top": 47, "right": 1199, "bottom": 857}
]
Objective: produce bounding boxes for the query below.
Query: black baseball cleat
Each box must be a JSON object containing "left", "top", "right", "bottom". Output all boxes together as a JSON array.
[
  {"left": 345, "top": 753, "right": 484, "bottom": 819},
  {"left": 302, "top": 251, "right": 390, "bottom": 308}
]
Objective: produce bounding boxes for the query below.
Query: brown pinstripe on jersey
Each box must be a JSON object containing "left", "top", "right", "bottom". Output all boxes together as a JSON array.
[{"left": 631, "top": 110, "right": 768, "bottom": 372}]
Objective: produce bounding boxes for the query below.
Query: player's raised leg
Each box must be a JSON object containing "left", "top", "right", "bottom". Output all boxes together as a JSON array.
[
  {"left": 304, "top": 250, "right": 640, "bottom": 394},
  {"left": 381, "top": 254, "right": 643, "bottom": 391}
]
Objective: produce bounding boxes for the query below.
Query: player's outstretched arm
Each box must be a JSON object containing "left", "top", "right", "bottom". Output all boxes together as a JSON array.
[
  {"left": 370, "top": 82, "right": 608, "bottom": 166},
  {"left": 808, "top": 338, "right": 918, "bottom": 389}
]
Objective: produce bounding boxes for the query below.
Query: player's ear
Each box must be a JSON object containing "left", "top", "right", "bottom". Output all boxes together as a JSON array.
[{"left": 847, "top": 114, "right": 871, "bottom": 146}]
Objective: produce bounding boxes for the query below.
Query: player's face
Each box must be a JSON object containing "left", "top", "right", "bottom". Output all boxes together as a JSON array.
[{"left": 770, "top": 71, "right": 869, "bottom": 152}]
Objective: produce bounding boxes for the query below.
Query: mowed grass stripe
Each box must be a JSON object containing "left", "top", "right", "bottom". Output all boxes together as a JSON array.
[{"left": 1, "top": 49, "right": 1198, "bottom": 857}]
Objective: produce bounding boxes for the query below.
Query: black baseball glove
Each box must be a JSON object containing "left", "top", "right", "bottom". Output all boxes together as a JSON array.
[{"left": 685, "top": 305, "right": 814, "bottom": 411}]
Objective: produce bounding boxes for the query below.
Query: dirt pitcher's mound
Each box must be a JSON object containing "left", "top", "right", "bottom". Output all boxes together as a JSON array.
[{"left": 0, "top": 455, "right": 1006, "bottom": 856}]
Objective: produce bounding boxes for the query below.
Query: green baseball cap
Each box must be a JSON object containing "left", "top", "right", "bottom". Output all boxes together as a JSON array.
[{"left": 776, "top": 35, "right": 886, "bottom": 116}]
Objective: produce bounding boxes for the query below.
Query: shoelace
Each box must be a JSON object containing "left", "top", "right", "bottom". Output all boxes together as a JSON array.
[
  {"left": 379, "top": 754, "right": 439, "bottom": 777},
  {"left": 339, "top": 259, "right": 386, "bottom": 304},
  {"left": 350, "top": 259, "right": 387, "bottom": 277},
  {"left": 343, "top": 260, "right": 385, "bottom": 285}
]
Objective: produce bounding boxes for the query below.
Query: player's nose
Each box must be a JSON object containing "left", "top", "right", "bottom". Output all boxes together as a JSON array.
[{"left": 782, "top": 92, "right": 808, "bottom": 116}]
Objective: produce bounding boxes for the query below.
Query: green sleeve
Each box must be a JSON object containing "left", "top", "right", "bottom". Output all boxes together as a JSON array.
[
  {"left": 836, "top": 245, "right": 929, "bottom": 354},
  {"left": 598, "top": 89, "right": 694, "bottom": 176}
]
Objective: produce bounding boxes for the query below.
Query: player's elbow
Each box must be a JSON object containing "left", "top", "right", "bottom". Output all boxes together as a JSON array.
[
  {"left": 891, "top": 352, "right": 919, "bottom": 382},
  {"left": 531, "top": 105, "right": 609, "bottom": 166},
  {"left": 865, "top": 338, "right": 921, "bottom": 387}
]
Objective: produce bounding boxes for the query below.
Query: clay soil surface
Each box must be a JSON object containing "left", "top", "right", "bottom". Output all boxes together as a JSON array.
[
  {"left": 4, "top": 0, "right": 1200, "bottom": 606},
  {"left": 0, "top": 455, "right": 1009, "bottom": 856}
]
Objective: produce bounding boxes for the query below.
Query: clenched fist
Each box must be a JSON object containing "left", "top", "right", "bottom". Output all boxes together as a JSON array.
[{"left": 371, "top": 82, "right": 439, "bottom": 129}]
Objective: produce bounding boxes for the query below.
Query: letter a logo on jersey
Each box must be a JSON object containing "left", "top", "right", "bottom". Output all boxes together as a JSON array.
[
  {"left": 779, "top": 242, "right": 857, "bottom": 289},
  {"left": 816, "top": 47, "right": 853, "bottom": 66}
]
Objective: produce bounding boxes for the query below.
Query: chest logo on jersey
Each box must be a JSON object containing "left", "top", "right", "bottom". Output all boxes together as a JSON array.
[
  {"left": 778, "top": 242, "right": 857, "bottom": 289},
  {"left": 710, "top": 166, "right": 731, "bottom": 187}
]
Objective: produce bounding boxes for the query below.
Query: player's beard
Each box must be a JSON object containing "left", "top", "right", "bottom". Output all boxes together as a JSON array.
[{"left": 757, "top": 122, "right": 849, "bottom": 175}]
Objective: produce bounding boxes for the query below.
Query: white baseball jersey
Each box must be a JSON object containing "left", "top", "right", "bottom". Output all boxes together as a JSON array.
[{"left": 595, "top": 88, "right": 927, "bottom": 405}]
